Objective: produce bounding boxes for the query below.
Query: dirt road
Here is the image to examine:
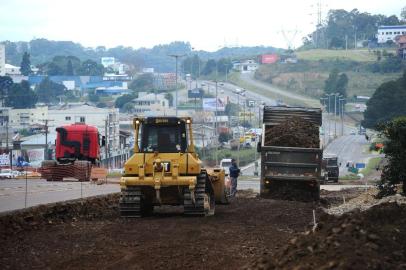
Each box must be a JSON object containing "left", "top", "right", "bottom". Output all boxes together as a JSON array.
[{"left": 0, "top": 192, "right": 321, "bottom": 270}]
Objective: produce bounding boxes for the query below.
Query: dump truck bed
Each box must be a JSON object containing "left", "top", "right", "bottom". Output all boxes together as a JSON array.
[{"left": 260, "top": 106, "right": 323, "bottom": 200}]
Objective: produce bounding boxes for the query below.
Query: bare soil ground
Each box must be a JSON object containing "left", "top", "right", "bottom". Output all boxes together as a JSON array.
[
  {"left": 2, "top": 189, "right": 404, "bottom": 270},
  {"left": 0, "top": 191, "right": 321, "bottom": 270}
]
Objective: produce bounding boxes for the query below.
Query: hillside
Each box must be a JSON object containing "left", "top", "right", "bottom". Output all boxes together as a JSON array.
[
  {"left": 1, "top": 39, "right": 281, "bottom": 72},
  {"left": 254, "top": 49, "right": 403, "bottom": 99}
]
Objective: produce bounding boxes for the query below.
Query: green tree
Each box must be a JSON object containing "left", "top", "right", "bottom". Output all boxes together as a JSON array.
[
  {"left": 0, "top": 76, "right": 13, "bottom": 103},
  {"left": 5, "top": 80, "right": 37, "bottom": 108},
  {"left": 362, "top": 72, "right": 406, "bottom": 128},
  {"left": 225, "top": 103, "right": 239, "bottom": 116},
  {"left": 66, "top": 59, "right": 74, "bottom": 76},
  {"left": 218, "top": 132, "right": 232, "bottom": 143},
  {"left": 20, "top": 52, "right": 32, "bottom": 76},
  {"left": 324, "top": 69, "right": 339, "bottom": 94},
  {"left": 164, "top": 92, "right": 174, "bottom": 107},
  {"left": 129, "top": 73, "right": 154, "bottom": 91},
  {"left": 88, "top": 93, "right": 100, "bottom": 103},
  {"left": 336, "top": 73, "right": 348, "bottom": 97},
  {"left": 323, "top": 70, "right": 348, "bottom": 113},
  {"left": 115, "top": 93, "right": 137, "bottom": 109},
  {"left": 78, "top": 59, "right": 104, "bottom": 76},
  {"left": 376, "top": 117, "right": 406, "bottom": 197},
  {"left": 122, "top": 102, "right": 135, "bottom": 113},
  {"left": 217, "top": 58, "right": 232, "bottom": 75},
  {"left": 36, "top": 77, "right": 66, "bottom": 104},
  {"left": 202, "top": 59, "right": 217, "bottom": 75}
]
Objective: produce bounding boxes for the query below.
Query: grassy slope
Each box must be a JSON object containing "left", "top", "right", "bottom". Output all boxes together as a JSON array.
[
  {"left": 296, "top": 49, "right": 377, "bottom": 62},
  {"left": 227, "top": 72, "right": 319, "bottom": 107},
  {"left": 253, "top": 49, "right": 402, "bottom": 99}
]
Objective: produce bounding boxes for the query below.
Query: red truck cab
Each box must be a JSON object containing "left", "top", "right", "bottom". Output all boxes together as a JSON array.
[{"left": 55, "top": 123, "right": 101, "bottom": 164}]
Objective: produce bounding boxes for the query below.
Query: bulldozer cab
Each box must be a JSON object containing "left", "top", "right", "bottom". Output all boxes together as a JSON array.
[
  {"left": 134, "top": 117, "right": 195, "bottom": 154},
  {"left": 140, "top": 119, "right": 187, "bottom": 153}
]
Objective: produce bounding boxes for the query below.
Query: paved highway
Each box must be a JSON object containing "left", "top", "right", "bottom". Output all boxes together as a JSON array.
[
  {"left": 0, "top": 179, "right": 119, "bottom": 213},
  {"left": 0, "top": 178, "right": 372, "bottom": 213}
]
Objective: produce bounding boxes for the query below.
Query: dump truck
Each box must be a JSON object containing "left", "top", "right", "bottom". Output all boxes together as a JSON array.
[
  {"left": 257, "top": 106, "right": 322, "bottom": 201},
  {"left": 119, "top": 117, "right": 229, "bottom": 218},
  {"left": 322, "top": 154, "right": 339, "bottom": 183},
  {"left": 40, "top": 123, "right": 104, "bottom": 181}
]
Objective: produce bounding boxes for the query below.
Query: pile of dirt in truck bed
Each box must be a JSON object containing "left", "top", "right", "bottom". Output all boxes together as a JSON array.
[
  {"left": 246, "top": 202, "right": 406, "bottom": 270},
  {"left": 0, "top": 194, "right": 320, "bottom": 270},
  {"left": 264, "top": 116, "right": 319, "bottom": 148}
]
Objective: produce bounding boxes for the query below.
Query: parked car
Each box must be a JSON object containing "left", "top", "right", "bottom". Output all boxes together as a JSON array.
[{"left": 0, "top": 169, "right": 14, "bottom": 179}]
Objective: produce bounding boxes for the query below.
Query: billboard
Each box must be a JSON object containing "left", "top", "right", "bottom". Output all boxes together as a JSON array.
[
  {"left": 188, "top": 88, "right": 204, "bottom": 99},
  {"left": 202, "top": 98, "right": 226, "bottom": 112},
  {"left": 260, "top": 54, "right": 279, "bottom": 64},
  {"left": 0, "top": 153, "right": 9, "bottom": 166}
]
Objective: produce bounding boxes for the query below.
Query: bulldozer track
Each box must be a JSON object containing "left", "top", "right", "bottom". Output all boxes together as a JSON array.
[
  {"left": 184, "top": 173, "right": 214, "bottom": 216},
  {"left": 119, "top": 187, "right": 142, "bottom": 218}
]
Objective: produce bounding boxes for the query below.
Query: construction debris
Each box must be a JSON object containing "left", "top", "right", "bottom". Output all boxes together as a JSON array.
[{"left": 246, "top": 202, "right": 406, "bottom": 270}]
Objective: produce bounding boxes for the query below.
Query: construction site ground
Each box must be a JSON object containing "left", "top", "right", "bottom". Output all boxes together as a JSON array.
[{"left": 4, "top": 186, "right": 400, "bottom": 270}]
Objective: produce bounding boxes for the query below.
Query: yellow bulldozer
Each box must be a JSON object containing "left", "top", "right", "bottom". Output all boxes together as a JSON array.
[{"left": 119, "top": 117, "right": 229, "bottom": 217}]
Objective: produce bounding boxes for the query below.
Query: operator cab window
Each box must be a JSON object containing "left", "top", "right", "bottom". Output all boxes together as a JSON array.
[{"left": 140, "top": 124, "right": 187, "bottom": 153}]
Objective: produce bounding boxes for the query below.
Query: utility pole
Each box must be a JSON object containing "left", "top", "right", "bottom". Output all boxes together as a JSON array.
[
  {"left": 40, "top": 119, "right": 54, "bottom": 160},
  {"left": 169, "top": 54, "right": 186, "bottom": 116},
  {"left": 334, "top": 94, "right": 337, "bottom": 138},
  {"left": 237, "top": 93, "right": 240, "bottom": 167},
  {"left": 6, "top": 120, "right": 12, "bottom": 169},
  {"left": 105, "top": 118, "right": 109, "bottom": 169},
  {"left": 215, "top": 80, "right": 218, "bottom": 166}
]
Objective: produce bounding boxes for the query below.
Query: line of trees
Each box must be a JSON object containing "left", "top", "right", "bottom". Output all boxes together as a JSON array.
[
  {"left": 303, "top": 7, "right": 406, "bottom": 49},
  {"left": 363, "top": 71, "right": 406, "bottom": 128},
  {"left": 321, "top": 69, "right": 348, "bottom": 113},
  {"left": 181, "top": 56, "right": 233, "bottom": 78}
]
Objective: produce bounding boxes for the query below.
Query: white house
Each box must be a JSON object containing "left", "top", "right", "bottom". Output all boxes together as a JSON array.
[
  {"left": 8, "top": 106, "right": 49, "bottom": 129},
  {"left": 377, "top": 25, "right": 406, "bottom": 44},
  {"left": 233, "top": 60, "right": 258, "bottom": 73},
  {"left": 133, "top": 92, "right": 170, "bottom": 115},
  {"left": 5, "top": 64, "right": 21, "bottom": 75}
]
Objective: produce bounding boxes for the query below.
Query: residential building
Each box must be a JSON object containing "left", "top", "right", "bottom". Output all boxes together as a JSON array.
[
  {"left": 0, "top": 44, "right": 5, "bottom": 76},
  {"left": 152, "top": 73, "right": 178, "bottom": 90},
  {"left": 8, "top": 106, "right": 48, "bottom": 129},
  {"left": 193, "top": 124, "right": 216, "bottom": 148},
  {"left": 5, "top": 64, "right": 21, "bottom": 75},
  {"left": 233, "top": 60, "right": 258, "bottom": 73},
  {"left": 132, "top": 92, "right": 171, "bottom": 115},
  {"left": 377, "top": 25, "right": 406, "bottom": 44}
]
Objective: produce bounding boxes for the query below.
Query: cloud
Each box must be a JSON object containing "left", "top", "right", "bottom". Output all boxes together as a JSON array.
[{"left": 0, "top": 0, "right": 403, "bottom": 50}]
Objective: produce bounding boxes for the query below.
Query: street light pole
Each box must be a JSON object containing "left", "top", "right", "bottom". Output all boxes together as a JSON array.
[
  {"left": 169, "top": 54, "right": 186, "bottom": 116},
  {"left": 215, "top": 80, "right": 218, "bottom": 166},
  {"left": 340, "top": 98, "right": 345, "bottom": 136},
  {"left": 334, "top": 94, "right": 338, "bottom": 138},
  {"left": 237, "top": 93, "right": 240, "bottom": 167}
]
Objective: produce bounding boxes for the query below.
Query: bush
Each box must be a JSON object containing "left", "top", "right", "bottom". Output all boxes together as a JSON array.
[{"left": 376, "top": 117, "right": 406, "bottom": 197}]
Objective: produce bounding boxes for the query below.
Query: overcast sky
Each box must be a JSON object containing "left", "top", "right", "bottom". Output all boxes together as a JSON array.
[{"left": 0, "top": 0, "right": 403, "bottom": 51}]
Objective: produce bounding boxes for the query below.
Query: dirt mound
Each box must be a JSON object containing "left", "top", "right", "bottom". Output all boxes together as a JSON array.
[
  {"left": 246, "top": 202, "right": 406, "bottom": 270},
  {"left": 264, "top": 116, "right": 319, "bottom": 148},
  {"left": 0, "top": 195, "right": 319, "bottom": 270},
  {"left": 0, "top": 193, "right": 119, "bottom": 239}
]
